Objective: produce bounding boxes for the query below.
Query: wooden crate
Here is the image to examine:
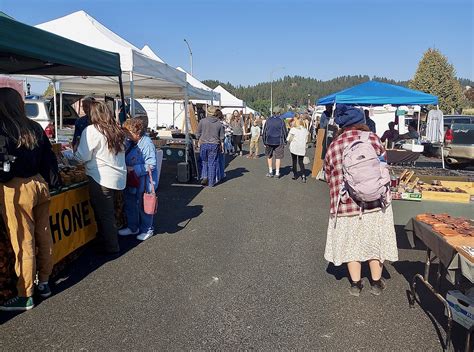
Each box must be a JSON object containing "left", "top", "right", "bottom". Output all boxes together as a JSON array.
[
  {"left": 421, "top": 190, "right": 471, "bottom": 204},
  {"left": 437, "top": 181, "right": 474, "bottom": 195}
]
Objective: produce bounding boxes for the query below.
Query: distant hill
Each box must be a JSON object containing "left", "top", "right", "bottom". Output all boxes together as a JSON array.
[{"left": 203, "top": 75, "right": 473, "bottom": 113}]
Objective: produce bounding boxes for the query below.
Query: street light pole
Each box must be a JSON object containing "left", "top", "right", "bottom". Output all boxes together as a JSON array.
[
  {"left": 184, "top": 39, "right": 193, "bottom": 76},
  {"left": 270, "top": 66, "right": 284, "bottom": 115}
]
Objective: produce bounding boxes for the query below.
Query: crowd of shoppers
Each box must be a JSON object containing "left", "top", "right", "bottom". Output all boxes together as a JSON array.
[{"left": 0, "top": 90, "right": 161, "bottom": 310}]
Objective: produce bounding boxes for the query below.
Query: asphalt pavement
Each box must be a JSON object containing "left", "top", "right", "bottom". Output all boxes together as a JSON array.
[{"left": 0, "top": 145, "right": 471, "bottom": 351}]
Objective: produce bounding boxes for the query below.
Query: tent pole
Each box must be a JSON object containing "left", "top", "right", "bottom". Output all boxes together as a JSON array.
[
  {"left": 156, "top": 99, "right": 159, "bottom": 130},
  {"left": 129, "top": 71, "right": 135, "bottom": 118},
  {"left": 172, "top": 102, "right": 175, "bottom": 128},
  {"left": 59, "top": 84, "right": 63, "bottom": 129},
  {"left": 118, "top": 74, "right": 126, "bottom": 124},
  {"left": 53, "top": 80, "right": 58, "bottom": 143},
  {"left": 437, "top": 105, "right": 445, "bottom": 169},
  {"left": 416, "top": 109, "right": 421, "bottom": 135},
  {"left": 184, "top": 87, "right": 189, "bottom": 164}
]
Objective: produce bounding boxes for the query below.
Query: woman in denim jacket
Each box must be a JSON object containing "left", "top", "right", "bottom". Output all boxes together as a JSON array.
[{"left": 119, "top": 118, "right": 158, "bottom": 241}]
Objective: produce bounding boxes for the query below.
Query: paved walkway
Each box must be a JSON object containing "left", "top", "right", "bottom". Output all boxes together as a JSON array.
[{"left": 0, "top": 148, "right": 469, "bottom": 350}]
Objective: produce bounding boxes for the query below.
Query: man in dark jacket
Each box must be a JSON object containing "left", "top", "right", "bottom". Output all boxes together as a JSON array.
[
  {"left": 196, "top": 106, "right": 225, "bottom": 187},
  {"left": 262, "top": 107, "right": 288, "bottom": 178}
]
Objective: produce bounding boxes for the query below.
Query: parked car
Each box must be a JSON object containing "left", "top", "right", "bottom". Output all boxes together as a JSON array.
[
  {"left": 443, "top": 115, "right": 474, "bottom": 144},
  {"left": 25, "top": 94, "right": 83, "bottom": 139},
  {"left": 444, "top": 123, "right": 474, "bottom": 169},
  {"left": 443, "top": 115, "right": 474, "bottom": 129}
]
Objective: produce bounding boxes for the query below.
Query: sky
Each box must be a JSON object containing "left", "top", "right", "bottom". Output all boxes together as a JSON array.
[{"left": 2, "top": 0, "right": 473, "bottom": 90}]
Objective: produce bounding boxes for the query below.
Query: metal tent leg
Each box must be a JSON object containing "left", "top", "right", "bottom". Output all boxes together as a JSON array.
[{"left": 409, "top": 249, "right": 453, "bottom": 352}]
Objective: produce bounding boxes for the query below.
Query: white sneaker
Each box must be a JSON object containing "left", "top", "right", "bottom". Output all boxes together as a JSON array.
[
  {"left": 118, "top": 227, "right": 139, "bottom": 236},
  {"left": 136, "top": 232, "right": 154, "bottom": 241}
]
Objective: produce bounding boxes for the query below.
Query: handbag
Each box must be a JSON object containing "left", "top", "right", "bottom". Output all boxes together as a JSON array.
[
  {"left": 303, "top": 156, "right": 310, "bottom": 165},
  {"left": 143, "top": 169, "right": 158, "bottom": 215},
  {"left": 126, "top": 170, "right": 140, "bottom": 188}
]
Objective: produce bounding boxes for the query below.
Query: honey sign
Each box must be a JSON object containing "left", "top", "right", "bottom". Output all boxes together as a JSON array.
[{"left": 49, "top": 185, "right": 97, "bottom": 264}]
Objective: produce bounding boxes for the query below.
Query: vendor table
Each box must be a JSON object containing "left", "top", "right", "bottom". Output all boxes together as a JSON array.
[
  {"left": 405, "top": 218, "right": 473, "bottom": 351},
  {"left": 386, "top": 149, "right": 421, "bottom": 165},
  {"left": 0, "top": 183, "right": 97, "bottom": 304}
]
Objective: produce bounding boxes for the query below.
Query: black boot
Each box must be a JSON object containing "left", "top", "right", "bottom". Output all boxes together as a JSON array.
[{"left": 349, "top": 280, "right": 363, "bottom": 296}]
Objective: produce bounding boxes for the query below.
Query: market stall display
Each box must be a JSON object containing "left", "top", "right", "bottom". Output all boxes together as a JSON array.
[
  {"left": 0, "top": 183, "right": 98, "bottom": 304},
  {"left": 405, "top": 216, "right": 473, "bottom": 351},
  {"left": 0, "top": 14, "right": 124, "bottom": 305},
  {"left": 390, "top": 168, "right": 474, "bottom": 203}
]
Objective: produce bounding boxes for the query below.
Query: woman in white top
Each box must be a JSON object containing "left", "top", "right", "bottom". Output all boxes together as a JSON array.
[
  {"left": 287, "top": 117, "right": 309, "bottom": 183},
  {"left": 75, "top": 101, "right": 126, "bottom": 254}
]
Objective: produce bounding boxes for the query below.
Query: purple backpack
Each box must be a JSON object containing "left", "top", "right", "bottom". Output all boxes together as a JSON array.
[{"left": 340, "top": 132, "right": 390, "bottom": 213}]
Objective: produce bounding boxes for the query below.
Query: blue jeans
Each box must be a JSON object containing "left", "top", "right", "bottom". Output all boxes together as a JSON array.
[
  {"left": 124, "top": 188, "right": 154, "bottom": 234},
  {"left": 200, "top": 143, "right": 220, "bottom": 187}
]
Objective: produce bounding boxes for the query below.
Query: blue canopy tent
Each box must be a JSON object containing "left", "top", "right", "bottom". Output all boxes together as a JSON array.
[
  {"left": 317, "top": 80, "right": 444, "bottom": 167},
  {"left": 317, "top": 81, "right": 438, "bottom": 106}
]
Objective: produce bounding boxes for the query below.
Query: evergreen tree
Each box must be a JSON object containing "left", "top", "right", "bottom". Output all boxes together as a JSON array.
[
  {"left": 409, "top": 48, "right": 464, "bottom": 113},
  {"left": 43, "top": 83, "right": 54, "bottom": 97}
]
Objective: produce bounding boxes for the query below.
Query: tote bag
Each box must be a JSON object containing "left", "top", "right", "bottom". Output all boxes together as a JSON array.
[{"left": 143, "top": 169, "right": 158, "bottom": 215}]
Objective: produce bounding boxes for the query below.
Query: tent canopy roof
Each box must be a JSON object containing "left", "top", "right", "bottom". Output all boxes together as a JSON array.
[
  {"left": 176, "top": 66, "right": 219, "bottom": 101},
  {"left": 317, "top": 80, "right": 438, "bottom": 106},
  {"left": 213, "top": 85, "right": 245, "bottom": 107},
  {"left": 0, "top": 12, "right": 121, "bottom": 76},
  {"left": 35, "top": 11, "right": 197, "bottom": 98}
]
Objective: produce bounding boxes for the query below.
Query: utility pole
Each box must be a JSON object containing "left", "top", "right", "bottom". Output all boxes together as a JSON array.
[{"left": 184, "top": 39, "right": 193, "bottom": 76}]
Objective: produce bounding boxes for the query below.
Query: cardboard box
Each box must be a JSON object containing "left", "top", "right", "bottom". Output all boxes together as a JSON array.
[{"left": 446, "top": 290, "right": 474, "bottom": 329}]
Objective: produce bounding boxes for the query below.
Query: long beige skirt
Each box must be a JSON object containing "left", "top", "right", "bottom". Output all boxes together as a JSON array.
[{"left": 324, "top": 205, "right": 399, "bottom": 266}]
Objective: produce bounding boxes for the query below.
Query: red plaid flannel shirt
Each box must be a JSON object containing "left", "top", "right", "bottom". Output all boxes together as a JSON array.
[{"left": 324, "top": 129, "right": 386, "bottom": 217}]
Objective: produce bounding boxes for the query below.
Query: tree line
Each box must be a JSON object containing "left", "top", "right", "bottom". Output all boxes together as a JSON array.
[{"left": 203, "top": 50, "right": 473, "bottom": 114}]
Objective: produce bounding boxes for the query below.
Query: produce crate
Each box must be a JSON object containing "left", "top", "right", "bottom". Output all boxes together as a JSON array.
[{"left": 421, "top": 190, "right": 471, "bottom": 204}]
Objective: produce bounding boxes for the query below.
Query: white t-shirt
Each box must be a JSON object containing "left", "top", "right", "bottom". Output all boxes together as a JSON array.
[
  {"left": 75, "top": 125, "right": 126, "bottom": 190},
  {"left": 250, "top": 126, "right": 261, "bottom": 139},
  {"left": 287, "top": 126, "right": 309, "bottom": 156}
]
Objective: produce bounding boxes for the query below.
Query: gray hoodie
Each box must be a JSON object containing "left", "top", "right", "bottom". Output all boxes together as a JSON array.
[{"left": 196, "top": 117, "right": 225, "bottom": 145}]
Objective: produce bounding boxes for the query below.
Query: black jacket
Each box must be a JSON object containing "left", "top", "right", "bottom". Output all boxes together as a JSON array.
[{"left": 0, "top": 121, "right": 61, "bottom": 188}]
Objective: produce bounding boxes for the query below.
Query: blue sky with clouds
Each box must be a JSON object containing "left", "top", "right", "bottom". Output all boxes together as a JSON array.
[{"left": 2, "top": 0, "right": 473, "bottom": 87}]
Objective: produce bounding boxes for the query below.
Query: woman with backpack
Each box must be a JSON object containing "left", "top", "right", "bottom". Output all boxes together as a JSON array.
[{"left": 324, "top": 105, "right": 398, "bottom": 297}]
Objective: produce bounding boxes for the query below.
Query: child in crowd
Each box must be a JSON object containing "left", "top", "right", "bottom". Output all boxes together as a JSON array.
[
  {"left": 223, "top": 119, "right": 233, "bottom": 154},
  {"left": 247, "top": 120, "right": 261, "bottom": 159}
]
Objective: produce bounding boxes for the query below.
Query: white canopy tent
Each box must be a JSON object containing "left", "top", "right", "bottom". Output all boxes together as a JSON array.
[
  {"left": 212, "top": 85, "right": 256, "bottom": 115},
  {"left": 140, "top": 44, "right": 219, "bottom": 102},
  {"left": 138, "top": 45, "right": 221, "bottom": 129},
  {"left": 36, "top": 11, "right": 211, "bottom": 163},
  {"left": 36, "top": 11, "right": 210, "bottom": 100},
  {"left": 213, "top": 85, "right": 244, "bottom": 107}
]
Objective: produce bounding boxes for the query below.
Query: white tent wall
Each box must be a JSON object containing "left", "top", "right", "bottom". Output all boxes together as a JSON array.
[{"left": 137, "top": 99, "right": 185, "bottom": 129}]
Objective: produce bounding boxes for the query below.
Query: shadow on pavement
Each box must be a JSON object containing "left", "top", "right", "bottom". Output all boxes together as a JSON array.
[
  {"left": 1, "top": 165, "right": 207, "bottom": 325},
  {"left": 392, "top": 260, "right": 467, "bottom": 350},
  {"left": 220, "top": 167, "right": 249, "bottom": 183},
  {"left": 0, "top": 236, "right": 141, "bottom": 325}
]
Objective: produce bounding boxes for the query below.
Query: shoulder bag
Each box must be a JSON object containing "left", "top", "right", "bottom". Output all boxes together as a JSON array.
[{"left": 143, "top": 169, "right": 158, "bottom": 215}]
